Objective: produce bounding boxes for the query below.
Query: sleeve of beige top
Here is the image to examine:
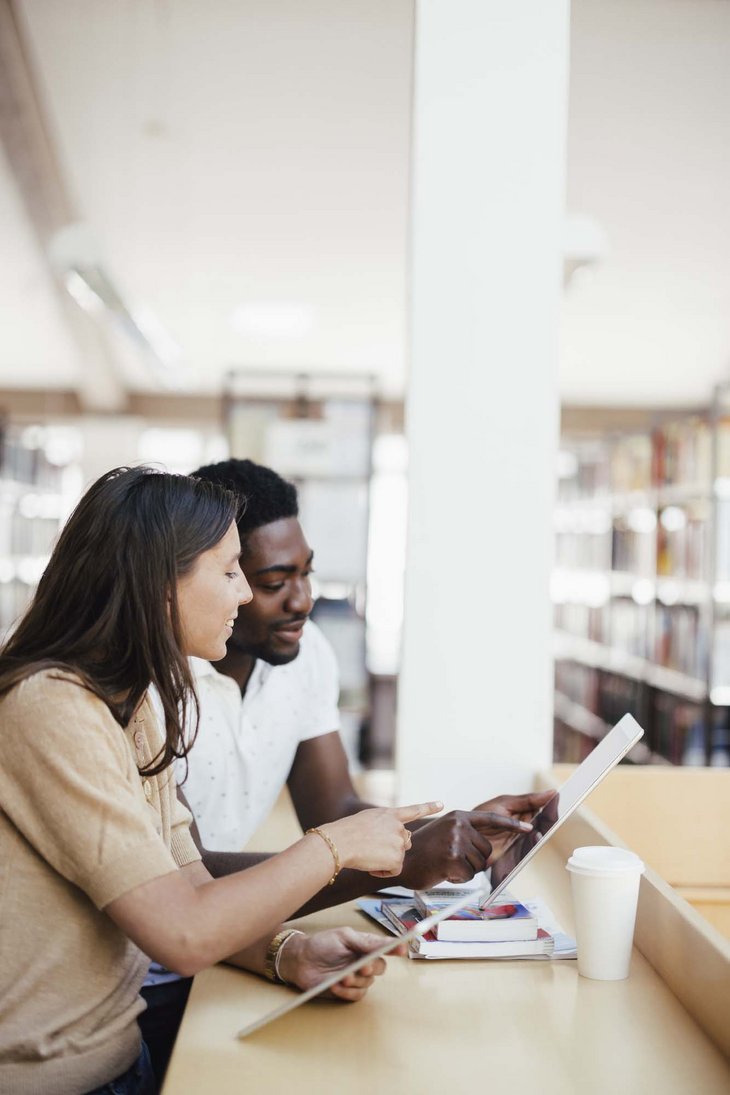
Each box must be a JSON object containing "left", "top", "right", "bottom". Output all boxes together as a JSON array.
[
  {"left": 0, "top": 672, "right": 182, "bottom": 909},
  {"left": 142, "top": 690, "right": 201, "bottom": 869},
  {"left": 168, "top": 771, "right": 203, "bottom": 867}
]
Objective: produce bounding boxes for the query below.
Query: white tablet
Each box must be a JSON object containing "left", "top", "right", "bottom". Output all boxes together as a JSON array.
[{"left": 237, "top": 712, "right": 643, "bottom": 1039}]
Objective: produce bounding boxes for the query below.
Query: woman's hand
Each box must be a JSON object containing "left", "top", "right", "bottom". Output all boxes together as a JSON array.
[
  {"left": 319, "top": 801, "right": 442, "bottom": 877},
  {"left": 277, "top": 927, "right": 407, "bottom": 1001}
]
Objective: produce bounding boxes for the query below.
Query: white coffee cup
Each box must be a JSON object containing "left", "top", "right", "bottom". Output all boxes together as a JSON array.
[{"left": 566, "top": 845, "right": 645, "bottom": 981}]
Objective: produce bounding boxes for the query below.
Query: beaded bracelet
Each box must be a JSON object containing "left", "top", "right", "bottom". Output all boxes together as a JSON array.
[
  {"left": 306, "top": 826, "right": 341, "bottom": 886},
  {"left": 264, "top": 928, "right": 305, "bottom": 984}
]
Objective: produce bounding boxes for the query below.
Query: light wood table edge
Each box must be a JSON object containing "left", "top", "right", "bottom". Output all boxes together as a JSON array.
[{"left": 535, "top": 772, "right": 730, "bottom": 1060}]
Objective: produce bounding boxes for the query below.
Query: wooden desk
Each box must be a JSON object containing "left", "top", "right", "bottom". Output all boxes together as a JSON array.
[{"left": 163, "top": 828, "right": 730, "bottom": 1094}]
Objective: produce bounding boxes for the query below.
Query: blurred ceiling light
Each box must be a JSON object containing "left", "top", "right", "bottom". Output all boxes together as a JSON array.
[
  {"left": 130, "top": 307, "right": 183, "bottom": 369},
  {"left": 230, "top": 302, "right": 314, "bottom": 339},
  {"left": 49, "top": 222, "right": 186, "bottom": 390},
  {"left": 63, "top": 270, "right": 105, "bottom": 314}
]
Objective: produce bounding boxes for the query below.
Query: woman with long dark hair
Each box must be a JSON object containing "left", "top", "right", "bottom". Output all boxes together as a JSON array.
[{"left": 0, "top": 466, "right": 438, "bottom": 1095}]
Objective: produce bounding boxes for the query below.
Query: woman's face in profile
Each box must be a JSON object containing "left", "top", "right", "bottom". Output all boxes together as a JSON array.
[{"left": 176, "top": 521, "right": 252, "bottom": 660}]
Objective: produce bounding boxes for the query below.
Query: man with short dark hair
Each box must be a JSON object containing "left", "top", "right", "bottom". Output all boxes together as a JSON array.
[{"left": 182, "top": 458, "right": 551, "bottom": 898}]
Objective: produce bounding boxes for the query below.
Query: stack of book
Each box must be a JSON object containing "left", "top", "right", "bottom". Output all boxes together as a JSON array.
[{"left": 358, "top": 886, "right": 573, "bottom": 961}]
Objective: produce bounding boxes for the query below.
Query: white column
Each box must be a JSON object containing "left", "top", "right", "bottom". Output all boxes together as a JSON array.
[{"left": 397, "top": 0, "right": 569, "bottom": 806}]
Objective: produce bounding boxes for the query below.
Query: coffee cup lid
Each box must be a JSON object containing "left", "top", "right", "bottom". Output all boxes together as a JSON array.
[{"left": 566, "top": 845, "right": 645, "bottom": 876}]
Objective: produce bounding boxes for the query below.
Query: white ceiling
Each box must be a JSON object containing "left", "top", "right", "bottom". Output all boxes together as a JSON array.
[
  {"left": 562, "top": 0, "right": 730, "bottom": 407},
  {"left": 1, "top": 0, "right": 729, "bottom": 408}
]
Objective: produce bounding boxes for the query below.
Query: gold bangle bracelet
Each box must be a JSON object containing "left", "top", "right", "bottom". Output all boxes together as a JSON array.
[
  {"left": 264, "top": 928, "right": 304, "bottom": 984},
  {"left": 306, "top": 826, "right": 341, "bottom": 886}
]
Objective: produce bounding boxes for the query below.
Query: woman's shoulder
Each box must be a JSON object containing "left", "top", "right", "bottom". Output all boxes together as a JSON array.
[
  {"left": 9, "top": 664, "right": 84, "bottom": 691},
  {"left": 2, "top": 666, "right": 104, "bottom": 716},
  {"left": 1, "top": 666, "right": 128, "bottom": 760}
]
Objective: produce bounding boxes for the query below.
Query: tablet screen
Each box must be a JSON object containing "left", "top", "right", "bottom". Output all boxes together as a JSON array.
[{"left": 487, "top": 712, "right": 642, "bottom": 901}]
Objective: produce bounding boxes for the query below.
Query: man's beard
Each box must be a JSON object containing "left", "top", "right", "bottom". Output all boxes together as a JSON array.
[{"left": 226, "top": 631, "right": 301, "bottom": 667}]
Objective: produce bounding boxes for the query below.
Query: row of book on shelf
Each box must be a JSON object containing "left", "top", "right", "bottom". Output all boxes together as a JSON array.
[
  {"left": 357, "top": 881, "right": 576, "bottom": 962},
  {"left": 556, "top": 502, "right": 717, "bottom": 580},
  {"left": 555, "top": 601, "right": 729, "bottom": 683},
  {"left": 554, "top": 655, "right": 730, "bottom": 765},
  {"left": 557, "top": 413, "right": 730, "bottom": 502}
]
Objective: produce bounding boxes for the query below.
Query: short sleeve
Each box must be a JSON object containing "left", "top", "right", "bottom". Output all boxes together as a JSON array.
[
  {"left": 0, "top": 673, "right": 181, "bottom": 909},
  {"left": 169, "top": 788, "right": 201, "bottom": 867},
  {"left": 142, "top": 689, "right": 200, "bottom": 869},
  {"left": 298, "top": 622, "right": 341, "bottom": 742}
]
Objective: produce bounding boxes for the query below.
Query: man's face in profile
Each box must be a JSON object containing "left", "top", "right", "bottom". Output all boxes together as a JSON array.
[{"left": 229, "top": 516, "right": 315, "bottom": 666}]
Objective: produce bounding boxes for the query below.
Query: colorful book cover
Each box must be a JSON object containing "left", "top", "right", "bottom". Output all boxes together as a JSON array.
[{"left": 413, "top": 894, "right": 538, "bottom": 941}]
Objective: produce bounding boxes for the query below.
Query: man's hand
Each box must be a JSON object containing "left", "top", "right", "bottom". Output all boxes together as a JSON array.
[
  {"left": 470, "top": 791, "right": 556, "bottom": 862},
  {"left": 396, "top": 791, "right": 556, "bottom": 889},
  {"left": 278, "top": 927, "right": 407, "bottom": 1002},
  {"left": 397, "top": 808, "right": 531, "bottom": 889}
]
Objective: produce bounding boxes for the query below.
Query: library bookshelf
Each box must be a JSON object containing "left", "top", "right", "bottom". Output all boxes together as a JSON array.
[{"left": 553, "top": 385, "right": 730, "bottom": 767}]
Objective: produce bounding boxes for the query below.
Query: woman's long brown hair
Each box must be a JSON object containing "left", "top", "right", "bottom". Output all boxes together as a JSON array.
[{"left": 0, "top": 466, "right": 240, "bottom": 775}]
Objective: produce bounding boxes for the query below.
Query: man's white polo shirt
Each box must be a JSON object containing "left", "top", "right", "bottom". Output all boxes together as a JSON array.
[{"left": 176, "top": 620, "right": 340, "bottom": 850}]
